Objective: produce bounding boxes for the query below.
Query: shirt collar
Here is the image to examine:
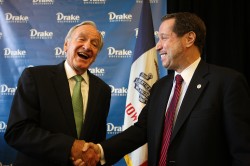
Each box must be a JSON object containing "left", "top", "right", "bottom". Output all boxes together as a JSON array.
[
  {"left": 64, "top": 60, "right": 89, "bottom": 84},
  {"left": 175, "top": 57, "right": 201, "bottom": 86}
]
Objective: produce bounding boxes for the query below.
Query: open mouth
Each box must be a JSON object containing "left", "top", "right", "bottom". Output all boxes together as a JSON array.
[
  {"left": 161, "top": 53, "right": 167, "bottom": 58},
  {"left": 78, "top": 52, "right": 89, "bottom": 60}
]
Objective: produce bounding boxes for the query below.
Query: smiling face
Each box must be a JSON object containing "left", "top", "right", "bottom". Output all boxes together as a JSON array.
[
  {"left": 156, "top": 18, "right": 187, "bottom": 72},
  {"left": 64, "top": 24, "right": 101, "bottom": 75}
]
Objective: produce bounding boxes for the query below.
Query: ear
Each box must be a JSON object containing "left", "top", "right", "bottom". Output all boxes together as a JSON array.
[
  {"left": 63, "top": 40, "right": 68, "bottom": 52},
  {"left": 185, "top": 31, "right": 196, "bottom": 48}
]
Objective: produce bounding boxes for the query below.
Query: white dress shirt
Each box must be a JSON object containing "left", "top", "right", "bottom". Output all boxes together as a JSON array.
[
  {"left": 64, "top": 60, "right": 89, "bottom": 122},
  {"left": 168, "top": 57, "right": 201, "bottom": 125}
]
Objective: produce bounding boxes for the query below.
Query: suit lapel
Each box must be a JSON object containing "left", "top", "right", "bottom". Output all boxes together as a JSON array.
[
  {"left": 80, "top": 72, "right": 99, "bottom": 137},
  {"left": 171, "top": 60, "right": 209, "bottom": 142},
  {"left": 155, "top": 74, "right": 174, "bottom": 132},
  {"left": 52, "top": 62, "right": 77, "bottom": 137}
]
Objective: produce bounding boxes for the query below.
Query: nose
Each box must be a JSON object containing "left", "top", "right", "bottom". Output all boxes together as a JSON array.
[{"left": 82, "top": 40, "right": 91, "bottom": 51}]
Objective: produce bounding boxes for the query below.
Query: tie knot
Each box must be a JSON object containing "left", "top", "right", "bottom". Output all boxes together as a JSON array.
[
  {"left": 175, "top": 75, "right": 183, "bottom": 84},
  {"left": 73, "top": 75, "right": 83, "bottom": 82}
]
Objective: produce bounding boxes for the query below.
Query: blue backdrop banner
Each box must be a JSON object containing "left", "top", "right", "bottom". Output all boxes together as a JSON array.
[{"left": 0, "top": 0, "right": 166, "bottom": 165}]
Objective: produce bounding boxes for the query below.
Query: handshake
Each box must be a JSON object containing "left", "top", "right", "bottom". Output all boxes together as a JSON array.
[{"left": 70, "top": 140, "right": 102, "bottom": 166}]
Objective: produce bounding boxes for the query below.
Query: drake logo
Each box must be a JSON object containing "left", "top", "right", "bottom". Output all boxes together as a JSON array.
[
  {"left": 107, "top": 123, "right": 122, "bottom": 135},
  {"left": 107, "top": 47, "right": 132, "bottom": 58},
  {"left": 108, "top": 12, "right": 132, "bottom": 22},
  {"left": 83, "top": 0, "right": 106, "bottom": 4},
  {"left": 109, "top": 85, "right": 127, "bottom": 96},
  {"left": 136, "top": 0, "right": 159, "bottom": 3},
  {"left": 54, "top": 47, "right": 66, "bottom": 58},
  {"left": 0, "top": 84, "right": 17, "bottom": 95},
  {"left": 89, "top": 67, "right": 105, "bottom": 76},
  {"left": 5, "top": 13, "right": 29, "bottom": 23},
  {"left": 56, "top": 13, "right": 80, "bottom": 23},
  {"left": 30, "top": 29, "right": 53, "bottom": 39},
  {"left": 33, "top": 0, "right": 54, "bottom": 5},
  {"left": 4, "top": 48, "right": 26, "bottom": 58}
]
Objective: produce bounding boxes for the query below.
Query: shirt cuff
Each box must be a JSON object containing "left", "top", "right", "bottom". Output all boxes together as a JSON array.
[{"left": 97, "top": 144, "right": 106, "bottom": 165}]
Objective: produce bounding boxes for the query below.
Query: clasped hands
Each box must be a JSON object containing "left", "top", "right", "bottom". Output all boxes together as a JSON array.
[{"left": 71, "top": 140, "right": 101, "bottom": 166}]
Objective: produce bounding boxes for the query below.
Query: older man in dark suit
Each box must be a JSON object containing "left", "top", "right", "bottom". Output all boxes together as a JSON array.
[{"left": 4, "top": 21, "right": 111, "bottom": 166}]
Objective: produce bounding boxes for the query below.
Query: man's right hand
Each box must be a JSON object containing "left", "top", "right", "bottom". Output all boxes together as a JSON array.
[
  {"left": 82, "top": 142, "right": 101, "bottom": 161},
  {"left": 71, "top": 140, "right": 101, "bottom": 166},
  {"left": 82, "top": 142, "right": 101, "bottom": 166}
]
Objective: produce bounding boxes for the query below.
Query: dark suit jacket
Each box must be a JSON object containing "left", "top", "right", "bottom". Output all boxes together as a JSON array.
[
  {"left": 4, "top": 61, "right": 111, "bottom": 166},
  {"left": 101, "top": 60, "right": 250, "bottom": 166}
]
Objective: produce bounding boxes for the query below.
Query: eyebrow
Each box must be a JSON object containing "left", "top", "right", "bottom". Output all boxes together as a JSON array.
[{"left": 159, "top": 33, "right": 172, "bottom": 37}]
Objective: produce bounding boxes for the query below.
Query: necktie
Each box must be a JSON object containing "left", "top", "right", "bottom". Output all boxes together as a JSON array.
[
  {"left": 72, "top": 75, "right": 84, "bottom": 138},
  {"left": 158, "top": 75, "right": 183, "bottom": 166}
]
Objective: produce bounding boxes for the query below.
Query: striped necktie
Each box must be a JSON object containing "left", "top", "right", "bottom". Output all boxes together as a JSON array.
[{"left": 158, "top": 75, "right": 183, "bottom": 166}]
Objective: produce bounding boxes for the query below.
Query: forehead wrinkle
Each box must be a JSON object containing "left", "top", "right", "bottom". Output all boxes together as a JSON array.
[{"left": 77, "top": 31, "right": 100, "bottom": 41}]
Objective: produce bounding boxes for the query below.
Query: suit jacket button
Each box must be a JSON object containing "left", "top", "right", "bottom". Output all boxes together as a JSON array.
[{"left": 168, "top": 160, "right": 176, "bottom": 166}]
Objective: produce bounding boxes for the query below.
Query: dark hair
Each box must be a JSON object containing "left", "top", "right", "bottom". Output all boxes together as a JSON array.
[{"left": 161, "top": 12, "right": 206, "bottom": 54}]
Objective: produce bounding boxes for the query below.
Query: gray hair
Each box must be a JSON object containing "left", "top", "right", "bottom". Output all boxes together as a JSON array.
[{"left": 65, "top": 21, "right": 104, "bottom": 51}]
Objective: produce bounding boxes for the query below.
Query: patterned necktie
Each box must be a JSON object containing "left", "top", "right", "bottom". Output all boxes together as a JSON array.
[
  {"left": 72, "top": 75, "right": 83, "bottom": 138},
  {"left": 158, "top": 74, "right": 183, "bottom": 166}
]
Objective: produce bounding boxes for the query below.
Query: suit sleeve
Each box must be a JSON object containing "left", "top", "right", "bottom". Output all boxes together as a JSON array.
[
  {"left": 223, "top": 72, "right": 250, "bottom": 165},
  {"left": 4, "top": 68, "right": 75, "bottom": 164},
  {"left": 100, "top": 101, "right": 148, "bottom": 165}
]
